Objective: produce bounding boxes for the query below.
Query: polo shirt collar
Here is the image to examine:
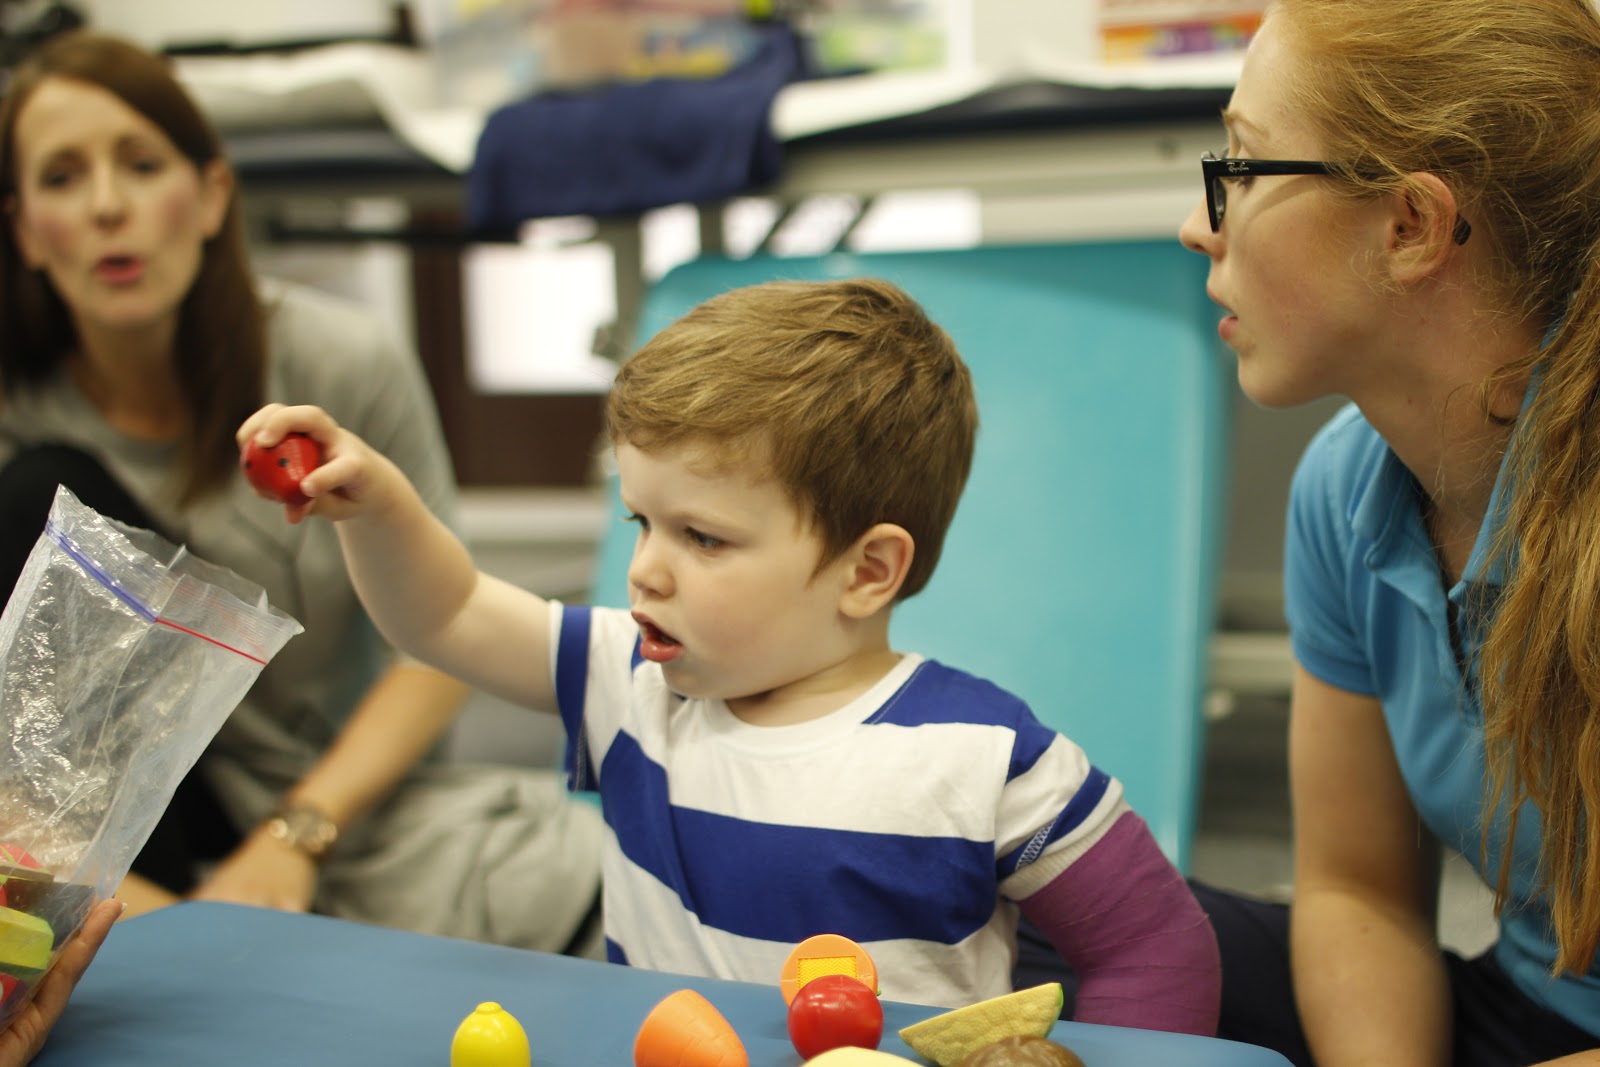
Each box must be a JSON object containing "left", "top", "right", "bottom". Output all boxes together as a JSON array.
[{"left": 1348, "top": 374, "right": 1538, "bottom": 592}]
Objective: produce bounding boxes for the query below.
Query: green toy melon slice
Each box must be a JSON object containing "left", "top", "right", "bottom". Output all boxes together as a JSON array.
[{"left": 897, "top": 984, "right": 1064, "bottom": 1067}]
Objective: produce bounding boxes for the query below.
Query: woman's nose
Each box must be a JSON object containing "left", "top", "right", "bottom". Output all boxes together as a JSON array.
[
  {"left": 89, "top": 167, "right": 128, "bottom": 226},
  {"left": 1178, "top": 197, "right": 1216, "bottom": 256}
]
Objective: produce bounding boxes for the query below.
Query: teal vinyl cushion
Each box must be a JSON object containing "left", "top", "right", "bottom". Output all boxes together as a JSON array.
[{"left": 590, "top": 241, "right": 1231, "bottom": 871}]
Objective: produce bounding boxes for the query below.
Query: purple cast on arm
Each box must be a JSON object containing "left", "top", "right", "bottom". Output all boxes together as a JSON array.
[{"left": 1016, "top": 811, "right": 1221, "bottom": 1036}]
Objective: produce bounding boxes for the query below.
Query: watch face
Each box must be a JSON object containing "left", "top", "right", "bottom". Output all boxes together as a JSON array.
[{"left": 269, "top": 806, "right": 338, "bottom": 858}]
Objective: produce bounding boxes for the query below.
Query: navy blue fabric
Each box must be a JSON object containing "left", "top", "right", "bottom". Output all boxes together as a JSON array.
[
  {"left": 554, "top": 604, "right": 596, "bottom": 790},
  {"left": 1185, "top": 882, "right": 1599, "bottom": 1066},
  {"left": 466, "top": 24, "right": 804, "bottom": 230},
  {"left": 1018, "top": 884, "right": 1600, "bottom": 1050}
]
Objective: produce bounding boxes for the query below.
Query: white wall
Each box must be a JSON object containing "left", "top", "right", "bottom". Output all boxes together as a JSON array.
[
  {"left": 78, "top": 0, "right": 393, "bottom": 49},
  {"left": 970, "top": 0, "right": 1099, "bottom": 71}
]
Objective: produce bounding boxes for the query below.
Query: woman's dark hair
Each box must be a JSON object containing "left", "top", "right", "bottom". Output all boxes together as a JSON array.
[{"left": 0, "top": 29, "right": 264, "bottom": 502}]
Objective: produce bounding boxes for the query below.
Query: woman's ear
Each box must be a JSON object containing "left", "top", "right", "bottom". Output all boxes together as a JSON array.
[
  {"left": 198, "top": 158, "right": 234, "bottom": 239},
  {"left": 6, "top": 194, "right": 43, "bottom": 269},
  {"left": 837, "top": 523, "right": 914, "bottom": 619},
  {"left": 1385, "top": 172, "right": 1466, "bottom": 285}
]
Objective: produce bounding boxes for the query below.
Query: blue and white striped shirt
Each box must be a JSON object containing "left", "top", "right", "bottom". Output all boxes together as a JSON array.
[{"left": 552, "top": 604, "right": 1126, "bottom": 1007}]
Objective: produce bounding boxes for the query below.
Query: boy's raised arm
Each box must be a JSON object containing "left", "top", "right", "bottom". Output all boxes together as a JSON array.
[{"left": 237, "top": 404, "right": 560, "bottom": 712}]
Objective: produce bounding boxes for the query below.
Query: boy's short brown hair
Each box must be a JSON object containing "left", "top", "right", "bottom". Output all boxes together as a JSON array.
[{"left": 606, "top": 277, "right": 976, "bottom": 600}]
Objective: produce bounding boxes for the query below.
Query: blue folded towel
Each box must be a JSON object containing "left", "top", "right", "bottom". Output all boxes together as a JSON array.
[{"left": 467, "top": 24, "right": 804, "bottom": 231}]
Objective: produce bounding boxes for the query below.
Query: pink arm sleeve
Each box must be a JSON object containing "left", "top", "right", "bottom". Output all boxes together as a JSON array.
[{"left": 1015, "top": 811, "right": 1220, "bottom": 1036}]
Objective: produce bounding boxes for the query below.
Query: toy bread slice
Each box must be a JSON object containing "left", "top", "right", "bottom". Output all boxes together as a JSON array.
[
  {"left": 804, "top": 1049, "right": 921, "bottom": 1066},
  {"left": 897, "top": 984, "right": 1064, "bottom": 1067}
]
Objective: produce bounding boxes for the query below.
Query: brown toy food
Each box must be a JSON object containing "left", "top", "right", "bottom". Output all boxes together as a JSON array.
[{"left": 957, "top": 1035, "right": 1087, "bottom": 1067}]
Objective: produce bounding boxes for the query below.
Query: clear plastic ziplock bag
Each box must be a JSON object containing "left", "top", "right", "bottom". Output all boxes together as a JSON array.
[{"left": 0, "top": 487, "right": 302, "bottom": 1028}]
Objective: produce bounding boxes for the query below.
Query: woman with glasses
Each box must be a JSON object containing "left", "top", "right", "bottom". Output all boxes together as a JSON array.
[{"left": 1173, "top": 1, "right": 1600, "bottom": 1064}]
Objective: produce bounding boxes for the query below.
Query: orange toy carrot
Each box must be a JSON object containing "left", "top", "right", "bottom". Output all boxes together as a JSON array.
[{"left": 634, "top": 989, "right": 749, "bottom": 1067}]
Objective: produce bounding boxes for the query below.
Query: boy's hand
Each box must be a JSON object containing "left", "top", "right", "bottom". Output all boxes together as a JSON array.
[{"left": 237, "top": 404, "right": 401, "bottom": 524}]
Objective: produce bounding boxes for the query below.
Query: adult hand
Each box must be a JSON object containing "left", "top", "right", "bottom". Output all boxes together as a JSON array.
[
  {"left": 0, "top": 898, "right": 122, "bottom": 1067},
  {"left": 187, "top": 830, "right": 316, "bottom": 913}
]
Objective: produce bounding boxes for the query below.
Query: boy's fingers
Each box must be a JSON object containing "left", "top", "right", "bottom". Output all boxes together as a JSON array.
[
  {"left": 237, "top": 403, "right": 293, "bottom": 447},
  {"left": 239, "top": 405, "right": 341, "bottom": 450},
  {"left": 235, "top": 406, "right": 276, "bottom": 447},
  {"left": 297, "top": 452, "right": 360, "bottom": 499}
]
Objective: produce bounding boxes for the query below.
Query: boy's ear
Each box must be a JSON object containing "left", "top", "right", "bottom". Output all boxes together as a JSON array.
[
  {"left": 837, "top": 523, "right": 914, "bottom": 619},
  {"left": 1385, "top": 172, "right": 1466, "bottom": 285}
]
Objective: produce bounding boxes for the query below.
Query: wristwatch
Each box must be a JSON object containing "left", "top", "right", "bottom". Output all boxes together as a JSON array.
[{"left": 263, "top": 802, "right": 339, "bottom": 861}]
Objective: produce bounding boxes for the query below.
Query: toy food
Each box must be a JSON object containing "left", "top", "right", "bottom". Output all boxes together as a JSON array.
[
  {"left": 634, "top": 988, "right": 748, "bottom": 1067},
  {"left": 780, "top": 933, "right": 879, "bottom": 1005},
  {"left": 241, "top": 432, "right": 322, "bottom": 506},
  {"left": 0, "top": 904, "right": 54, "bottom": 1024},
  {"left": 0, "top": 972, "right": 29, "bottom": 1016},
  {"left": 957, "top": 1035, "right": 1086, "bottom": 1067},
  {"left": 897, "top": 983, "right": 1065, "bottom": 1067},
  {"left": 450, "top": 1001, "right": 531, "bottom": 1067},
  {"left": 0, "top": 907, "right": 53, "bottom": 972},
  {"left": 787, "top": 974, "right": 883, "bottom": 1059},
  {"left": 804, "top": 1049, "right": 921, "bottom": 1066},
  {"left": 0, "top": 844, "right": 44, "bottom": 910},
  {"left": 0, "top": 842, "right": 97, "bottom": 1027}
]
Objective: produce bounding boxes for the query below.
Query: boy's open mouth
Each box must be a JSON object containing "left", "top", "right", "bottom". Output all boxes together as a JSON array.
[{"left": 636, "top": 618, "right": 683, "bottom": 664}]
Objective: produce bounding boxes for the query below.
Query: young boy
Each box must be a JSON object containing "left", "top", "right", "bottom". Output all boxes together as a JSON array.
[{"left": 238, "top": 278, "right": 1219, "bottom": 1030}]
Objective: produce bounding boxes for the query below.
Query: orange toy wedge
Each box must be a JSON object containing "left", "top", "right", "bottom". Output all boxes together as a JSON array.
[
  {"left": 779, "top": 934, "right": 879, "bottom": 1006},
  {"left": 634, "top": 989, "right": 749, "bottom": 1067}
]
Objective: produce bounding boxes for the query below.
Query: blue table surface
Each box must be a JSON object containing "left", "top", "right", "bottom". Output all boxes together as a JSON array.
[{"left": 36, "top": 903, "right": 1290, "bottom": 1066}]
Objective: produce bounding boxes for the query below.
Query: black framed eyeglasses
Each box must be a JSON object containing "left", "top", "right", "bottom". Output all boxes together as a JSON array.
[
  {"left": 1199, "top": 151, "right": 1471, "bottom": 244},
  {"left": 1201, "top": 151, "right": 1335, "bottom": 232}
]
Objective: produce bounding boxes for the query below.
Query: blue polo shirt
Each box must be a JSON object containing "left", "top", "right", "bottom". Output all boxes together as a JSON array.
[{"left": 1285, "top": 402, "right": 1599, "bottom": 1036}]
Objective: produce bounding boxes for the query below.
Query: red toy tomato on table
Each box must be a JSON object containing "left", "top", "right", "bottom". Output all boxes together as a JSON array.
[
  {"left": 241, "top": 433, "right": 322, "bottom": 506},
  {"left": 787, "top": 974, "right": 883, "bottom": 1060}
]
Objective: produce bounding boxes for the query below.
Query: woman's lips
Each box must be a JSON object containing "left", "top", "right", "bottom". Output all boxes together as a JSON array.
[{"left": 94, "top": 255, "right": 145, "bottom": 285}]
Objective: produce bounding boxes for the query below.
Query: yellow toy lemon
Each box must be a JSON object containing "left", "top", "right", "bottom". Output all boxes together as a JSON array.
[{"left": 451, "top": 1001, "right": 531, "bottom": 1067}]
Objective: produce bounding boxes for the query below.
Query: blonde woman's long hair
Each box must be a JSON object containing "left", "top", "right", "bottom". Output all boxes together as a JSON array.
[{"left": 1275, "top": 0, "right": 1600, "bottom": 975}]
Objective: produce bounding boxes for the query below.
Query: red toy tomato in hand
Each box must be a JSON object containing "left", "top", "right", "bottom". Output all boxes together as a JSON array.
[
  {"left": 786, "top": 974, "right": 883, "bottom": 1060},
  {"left": 241, "top": 433, "right": 322, "bottom": 506}
]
